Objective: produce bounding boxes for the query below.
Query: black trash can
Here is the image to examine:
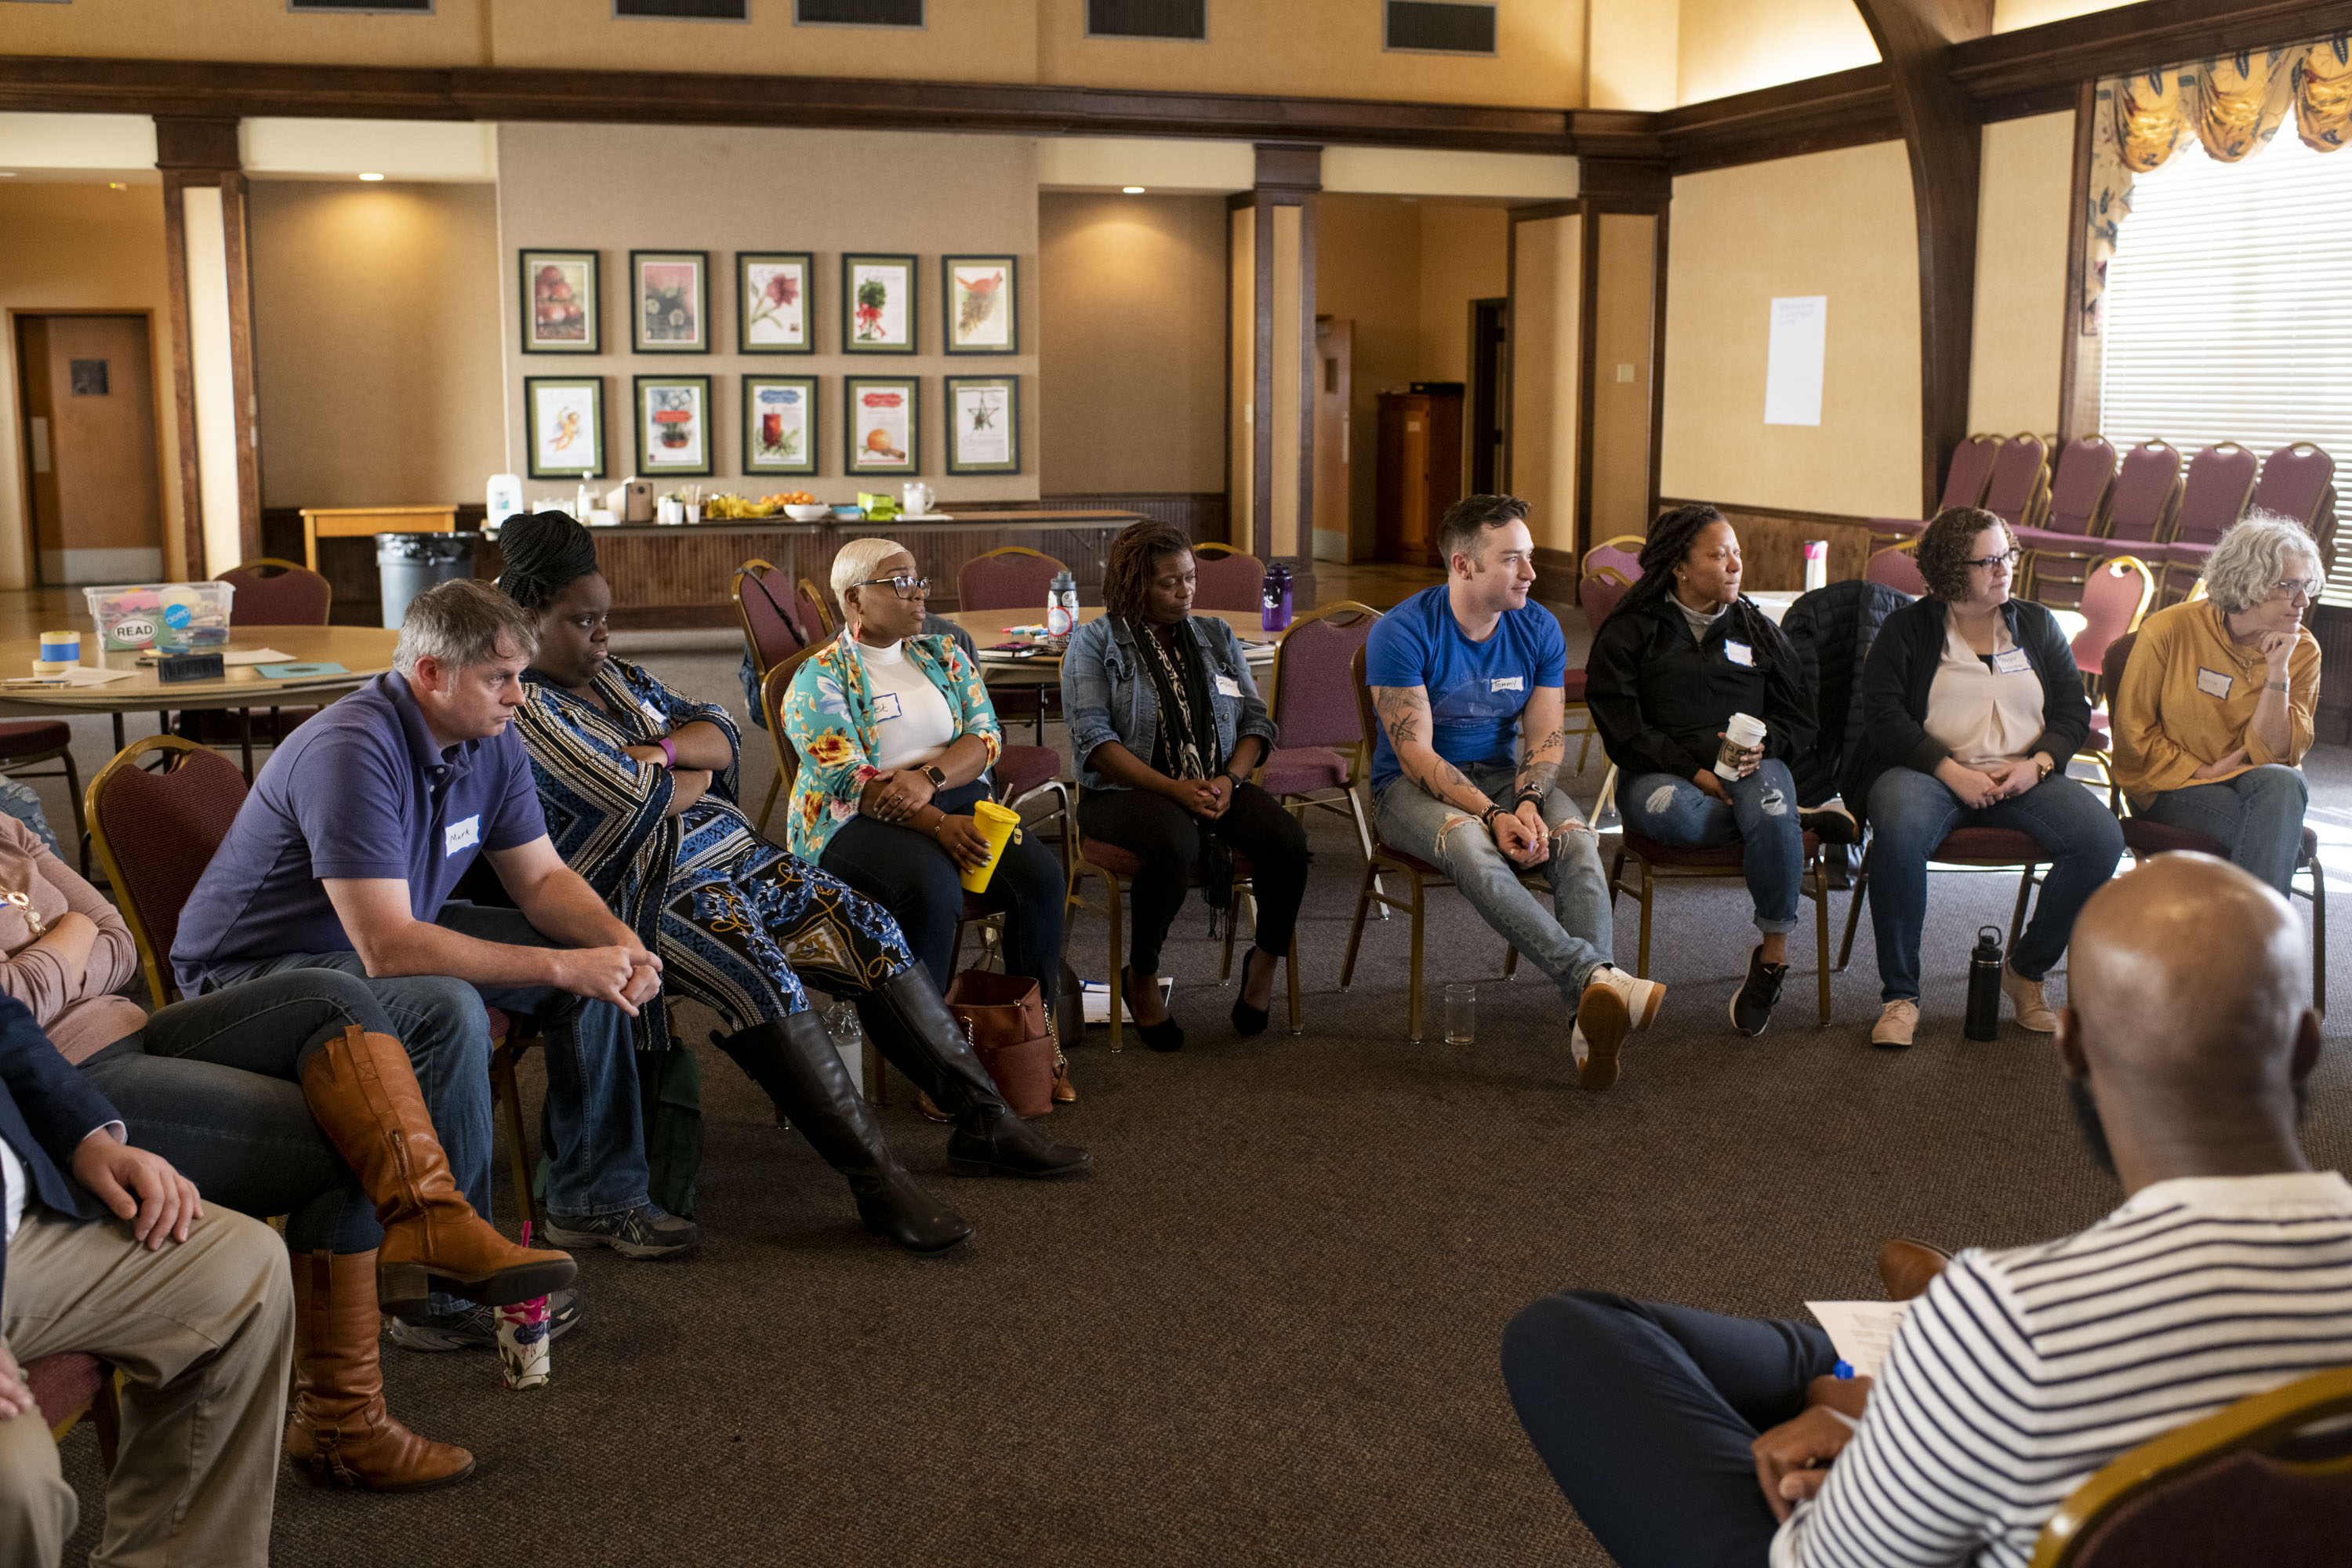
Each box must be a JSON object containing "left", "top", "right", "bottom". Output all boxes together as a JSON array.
[{"left": 376, "top": 532, "right": 481, "bottom": 630}]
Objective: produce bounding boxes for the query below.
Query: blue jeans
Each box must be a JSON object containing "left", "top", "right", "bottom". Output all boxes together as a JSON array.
[
  {"left": 2140, "top": 764, "right": 2309, "bottom": 896},
  {"left": 1620, "top": 760, "right": 1802, "bottom": 936},
  {"left": 79, "top": 969, "right": 394, "bottom": 1256},
  {"left": 1374, "top": 763, "right": 1613, "bottom": 1007},
  {"left": 1865, "top": 768, "right": 2124, "bottom": 1004},
  {"left": 1502, "top": 1290, "right": 1835, "bottom": 1568}
]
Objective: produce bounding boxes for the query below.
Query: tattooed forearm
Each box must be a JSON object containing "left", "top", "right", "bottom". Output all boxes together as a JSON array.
[
  {"left": 1524, "top": 727, "right": 1568, "bottom": 764},
  {"left": 1515, "top": 760, "right": 1561, "bottom": 800},
  {"left": 1373, "top": 688, "right": 1422, "bottom": 750}
]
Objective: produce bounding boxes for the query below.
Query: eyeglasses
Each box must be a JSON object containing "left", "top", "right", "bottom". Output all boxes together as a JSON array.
[
  {"left": 855, "top": 575, "right": 931, "bottom": 600},
  {"left": 2273, "top": 579, "right": 2323, "bottom": 603},
  {"left": 1964, "top": 550, "right": 2023, "bottom": 571}
]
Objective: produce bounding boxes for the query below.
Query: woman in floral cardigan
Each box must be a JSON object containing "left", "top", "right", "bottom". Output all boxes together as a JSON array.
[
  {"left": 780, "top": 537, "right": 1066, "bottom": 1034},
  {"left": 499, "top": 511, "right": 1085, "bottom": 1258}
]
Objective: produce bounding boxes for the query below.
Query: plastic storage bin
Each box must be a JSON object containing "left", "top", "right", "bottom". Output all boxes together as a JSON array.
[{"left": 84, "top": 583, "right": 234, "bottom": 652}]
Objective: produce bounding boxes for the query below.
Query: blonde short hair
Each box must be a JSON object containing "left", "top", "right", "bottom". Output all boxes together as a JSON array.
[
  {"left": 829, "top": 537, "right": 912, "bottom": 621},
  {"left": 2202, "top": 512, "right": 2325, "bottom": 615}
]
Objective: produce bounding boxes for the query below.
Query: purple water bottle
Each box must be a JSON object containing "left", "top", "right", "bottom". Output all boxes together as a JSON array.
[{"left": 1261, "top": 561, "right": 1294, "bottom": 633}]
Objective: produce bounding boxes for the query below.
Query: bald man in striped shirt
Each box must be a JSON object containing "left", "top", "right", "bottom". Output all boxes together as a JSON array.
[{"left": 1503, "top": 853, "right": 2351, "bottom": 1568}]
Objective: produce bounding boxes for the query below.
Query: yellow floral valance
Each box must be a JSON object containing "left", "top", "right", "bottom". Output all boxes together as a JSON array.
[{"left": 2082, "top": 34, "right": 2352, "bottom": 336}]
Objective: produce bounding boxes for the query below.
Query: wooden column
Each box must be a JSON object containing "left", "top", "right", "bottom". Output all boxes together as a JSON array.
[
  {"left": 1240, "top": 143, "right": 1319, "bottom": 607},
  {"left": 154, "top": 114, "right": 262, "bottom": 575},
  {"left": 1853, "top": 0, "right": 1994, "bottom": 513}
]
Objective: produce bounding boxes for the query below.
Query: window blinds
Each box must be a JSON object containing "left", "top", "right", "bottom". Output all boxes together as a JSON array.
[{"left": 2100, "top": 132, "right": 2352, "bottom": 604}]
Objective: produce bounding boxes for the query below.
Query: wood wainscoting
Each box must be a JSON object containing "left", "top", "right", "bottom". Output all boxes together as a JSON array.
[{"left": 1538, "top": 499, "right": 1881, "bottom": 607}]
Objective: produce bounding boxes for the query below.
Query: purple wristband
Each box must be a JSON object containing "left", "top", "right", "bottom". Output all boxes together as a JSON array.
[{"left": 657, "top": 735, "right": 677, "bottom": 769}]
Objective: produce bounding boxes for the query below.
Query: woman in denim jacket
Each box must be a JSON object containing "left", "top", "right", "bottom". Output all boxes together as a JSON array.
[{"left": 1060, "top": 521, "right": 1309, "bottom": 1050}]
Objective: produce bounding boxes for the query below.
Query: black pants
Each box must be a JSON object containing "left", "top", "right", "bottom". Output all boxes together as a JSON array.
[
  {"left": 821, "top": 779, "right": 1066, "bottom": 1014},
  {"left": 1500, "top": 1290, "right": 1837, "bottom": 1568},
  {"left": 1075, "top": 782, "right": 1310, "bottom": 974}
]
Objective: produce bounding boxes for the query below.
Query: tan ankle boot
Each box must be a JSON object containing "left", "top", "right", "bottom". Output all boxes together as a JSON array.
[
  {"left": 300, "top": 1025, "right": 577, "bottom": 1316},
  {"left": 284, "top": 1249, "right": 474, "bottom": 1490}
]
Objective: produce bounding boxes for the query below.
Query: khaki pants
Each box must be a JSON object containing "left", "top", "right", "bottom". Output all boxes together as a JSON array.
[{"left": 0, "top": 1203, "right": 292, "bottom": 1567}]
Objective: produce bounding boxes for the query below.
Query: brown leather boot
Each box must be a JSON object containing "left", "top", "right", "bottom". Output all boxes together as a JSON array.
[
  {"left": 300, "top": 1025, "right": 577, "bottom": 1317},
  {"left": 1878, "top": 1238, "right": 1955, "bottom": 1301},
  {"left": 284, "top": 1249, "right": 475, "bottom": 1490}
]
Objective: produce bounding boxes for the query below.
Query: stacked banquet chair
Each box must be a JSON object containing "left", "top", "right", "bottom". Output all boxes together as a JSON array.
[
  {"left": 1870, "top": 432, "right": 2001, "bottom": 545},
  {"left": 2097, "top": 632, "right": 2325, "bottom": 1014},
  {"left": 2096, "top": 441, "right": 2187, "bottom": 563},
  {"left": 2250, "top": 442, "right": 2338, "bottom": 571},
  {"left": 1980, "top": 433, "right": 2055, "bottom": 535},
  {"left": 2016, "top": 437, "right": 2121, "bottom": 611},
  {"left": 2158, "top": 443, "right": 2260, "bottom": 608},
  {"left": 1189, "top": 542, "right": 1268, "bottom": 613}
]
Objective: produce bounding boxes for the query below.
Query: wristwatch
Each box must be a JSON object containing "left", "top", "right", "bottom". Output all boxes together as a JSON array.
[{"left": 920, "top": 764, "right": 947, "bottom": 788}]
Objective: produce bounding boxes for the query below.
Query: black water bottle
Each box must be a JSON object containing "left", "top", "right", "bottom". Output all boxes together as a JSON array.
[{"left": 1964, "top": 925, "right": 2004, "bottom": 1041}]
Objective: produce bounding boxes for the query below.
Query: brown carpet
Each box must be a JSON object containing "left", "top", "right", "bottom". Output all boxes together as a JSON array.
[{"left": 49, "top": 636, "right": 2352, "bottom": 1567}]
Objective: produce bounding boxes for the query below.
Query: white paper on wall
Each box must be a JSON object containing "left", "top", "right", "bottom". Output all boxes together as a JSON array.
[{"left": 1763, "top": 295, "right": 1828, "bottom": 427}]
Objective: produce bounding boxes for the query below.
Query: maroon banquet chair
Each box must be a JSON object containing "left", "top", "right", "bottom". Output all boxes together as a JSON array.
[
  {"left": 0, "top": 718, "right": 88, "bottom": 873},
  {"left": 1189, "top": 543, "right": 1266, "bottom": 613},
  {"left": 31, "top": 1352, "right": 118, "bottom": 1470},
  {"left": 1837, "top": 826, "right": 2047, "bottom": 972},
  {"left": 959, "top": 546, "right": 1067, "bottom": 743},
  {"left": 1069, "top": 835, "right": 1299, "bottom": 1046},
  {"left": 172, "top": 557, "right": 335, "bottom": 782},
  {"left": 2103, "top": 440, "right": 2186, "bottom": 551},
  {"left": 1864, "top": 544, "right": 1929, "bottom": 597},
  {"left": 1983, "top": 434, "right": 2053, "bottom": 533},
  {"left": 1581, "top": 535, "right": 1646, "bottom": 584},
  {"left": 733, "top": 559, "right": 808, "bottom": 832},
  {"left": 2252, "top": 441, "right": 2339, "bottom": 572},
  {"left": 2158, "top": 442, "right": 2260, "bottom": 608},
  {"left": 1871, "top": 433, "right": 2001, "bottom": 542},
  {"left": 1258, "top": 600, "right": 1385, "bottom": 871},
  {"left": 2019, "top": 437, "right": 2120, "bottom": 609}
]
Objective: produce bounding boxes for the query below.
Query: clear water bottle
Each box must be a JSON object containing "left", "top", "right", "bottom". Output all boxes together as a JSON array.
[
  {"left": 1261, "top": 561, "right": 1293, "bottom": 633},
  {"left": 1046, "top": 568, "right": 1078, "bottom": 643},
  {"left": 1964, "top": 926, "right": 2004, "bottom": 1041}
]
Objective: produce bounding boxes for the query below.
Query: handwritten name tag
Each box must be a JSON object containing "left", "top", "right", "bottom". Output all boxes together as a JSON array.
[
  {"left": 872, "top": 692, "right": 904, "bottom": 720},
  {"left": 1724, "top": 641, "right": 1755, "bottom": 668},
  {"left": 1993, "top": 648, "right": 2033, "bottom": 676},
  {"left": 1489, "top": 675, "right": 1525, "bottom": 693},
  {"left": 1214, "top": 674, "right": 1242, "bottom": 699},
  {"left": 2195, "top": 666, "right": 2234, "bottom": 699},
  {"left": 445, "top": 815, "right": 479, "bottom": 857}
]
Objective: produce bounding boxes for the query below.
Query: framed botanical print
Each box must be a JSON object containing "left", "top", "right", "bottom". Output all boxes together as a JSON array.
[
  {"left": 945, "top": 376, "right": 1019, "bottom": 474},
  {"left": 742, "top": 376, "right": 818, "bottom": 476},
  {"left": 738, "top": 252, "right": 813, "bottom": 354},
  {"left": 842, "top": 253, "right": 916, "bottom": 353},
  {"left": 844, "top": 376, "right": 918, "bottom": 475},
  {"left": 631, "top": 250, "right": 708, "bottom": 353},
  {"left": 634, "top": 375, "right": 713, "bottom": 477},
  {"left": 521, "top": 250, "right": 599, "bottom": 354},
  {"left": 524, "top": 376, "right": 604, "bottom": 479},
  {"left": 942, "top": 256, "right": 1016, "bottom": 354}
]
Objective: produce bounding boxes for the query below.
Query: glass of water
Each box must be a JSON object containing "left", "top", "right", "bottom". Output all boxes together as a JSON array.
[{"left": 1443, "top": 983, "right": 1475, "bottom": 1046}]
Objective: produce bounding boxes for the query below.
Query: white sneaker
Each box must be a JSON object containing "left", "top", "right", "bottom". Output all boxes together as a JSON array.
[
  {"left": 1574, "top": 966, "right": 1665, "bottom": 1091},
  {"left": 2002, "top": 965, "right": 2057, "bottom": 1033},
  {"left": 1871, "top": 999, "right": 1919, "bottom": 1048}
]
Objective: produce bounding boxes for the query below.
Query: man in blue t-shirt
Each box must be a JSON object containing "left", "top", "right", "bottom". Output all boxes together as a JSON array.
[
  {"left": 175, "top": 580, "right": 697, "bottom": 1347},
  {"left": 1366, "top": 494, "right": 1663, "bottom": 1087}
]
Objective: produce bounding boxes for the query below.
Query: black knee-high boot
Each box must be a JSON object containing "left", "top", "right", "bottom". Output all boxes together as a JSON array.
[
  {"left": 855, "top": 966, "right": 1091, "bottom": 1179},
  {"left": 714, "top": 1014, "right": 974, "bottom": 1254}
]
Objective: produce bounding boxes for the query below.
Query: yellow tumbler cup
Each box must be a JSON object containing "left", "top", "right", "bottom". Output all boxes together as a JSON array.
[{"left": 960, "top": 799, "right": 1024, "bottom": 893}]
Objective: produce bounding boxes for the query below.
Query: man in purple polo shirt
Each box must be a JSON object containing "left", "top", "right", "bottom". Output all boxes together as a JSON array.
[{"left": 175, "top": 579, "right": 697, "bottom": 1348}]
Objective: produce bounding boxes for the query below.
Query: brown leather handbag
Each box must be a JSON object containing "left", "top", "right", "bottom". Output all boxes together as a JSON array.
[{"left": 942, "top": 970, "right": 1068, "bottom": 1118}]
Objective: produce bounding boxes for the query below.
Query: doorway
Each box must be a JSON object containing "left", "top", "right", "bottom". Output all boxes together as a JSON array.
[
  {"left": 1312, "top": 316, "right": 1352, "bottom": 563},
  {"left": 12, "top": 314, "right": 165, "bottom": 586},
  {"left": 1468, "top": 297, "right": 1506, "bottom": 495}
]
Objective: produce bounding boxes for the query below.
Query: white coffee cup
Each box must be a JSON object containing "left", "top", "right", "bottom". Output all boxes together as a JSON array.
[{"left": 1715, "top": 711, "right": 1766, "bottom": 780}]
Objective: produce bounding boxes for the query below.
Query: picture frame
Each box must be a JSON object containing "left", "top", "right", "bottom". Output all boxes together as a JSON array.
[
  {"left": 634, "top": 374, "right": 713, "bottom": 477},
  {"left": 842, "top": 253, "right": 916, "bottom": 354},
  {"left": 942, "top": 256, "right": 1017, "bottom": 354},
  {"left": 524, "top": 376, "right": 605, "bottom": 479},
  {"left": 631, "top": 249, "right": 709, "bottom": 354},
  {"left": 944, "top": 376, "right": 1019, "bottom": 474},
  {"left": 737, "top": 252, "right": 814, "bottom": 354},
  {"left": 521, "top": 249, "right": 600, "bottom": 354},
  {"left": 843, "top": 376, "right": 919, "bottom": 475},
  {"left": 742, "top": 376, "right": 818, "bottom": 476}
]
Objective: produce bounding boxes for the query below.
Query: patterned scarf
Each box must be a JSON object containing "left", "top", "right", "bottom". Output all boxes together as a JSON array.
[{"left": 1119, "top": 615, "right": 1232, "bottom": 911}]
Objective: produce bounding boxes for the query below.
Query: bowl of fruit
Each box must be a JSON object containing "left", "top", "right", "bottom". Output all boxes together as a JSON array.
[{"left": 779, "top": 492, "right": 828, "bottom": 521}]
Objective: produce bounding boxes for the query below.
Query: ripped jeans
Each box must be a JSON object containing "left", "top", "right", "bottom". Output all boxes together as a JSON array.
[
  {"left": 1374, "top": 764, "right": 1615, "bottom": 1007},
  {"left": 1618, "top": 760, "right": 1802, "bottom": 936}
]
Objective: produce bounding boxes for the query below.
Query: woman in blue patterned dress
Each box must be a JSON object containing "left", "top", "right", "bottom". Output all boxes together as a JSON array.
[{"left": 496, "top": 512, "right": 1086, "bottom": 1256}]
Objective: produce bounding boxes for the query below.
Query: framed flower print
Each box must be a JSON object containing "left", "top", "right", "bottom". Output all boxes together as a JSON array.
[
  {"left": 521, "top": 250, "right": 599, "bottom": 354},
  {"left": 738, "top": 252, "right": 812, "bottom": 354},
  {"left": 631, "top": 250, "right": 709, "bottom": 354},
  {"left": 842, "top": 253, "right": 916, "bottom": 354},
  {"left": 844, "top": 376, "right": 918, "bottom": 475},
  {"left": 945, "top": 376, "right": 1018, "bottom": 474},
  {"left": 524, "top": 376, "right": 604, "bottom": 479},
  {"left": 634, "top": 374, "right": 713, "bottom": 477},
  {"left": 942, "top": 256, "right": 1016, "bottom": 354},
  {"left": 743, "top": 376, "right": 818, "bottom": 476}
]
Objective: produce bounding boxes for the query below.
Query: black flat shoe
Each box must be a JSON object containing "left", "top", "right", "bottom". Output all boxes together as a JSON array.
[
  {"left": 1230, "top": 949, "right": 1276, "bottom": 1036},
  {"left": 1123, "top": 967, "right": 1184, "bottom": 1052}
]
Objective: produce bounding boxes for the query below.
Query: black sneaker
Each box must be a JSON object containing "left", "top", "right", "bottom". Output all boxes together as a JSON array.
[
  {"left": 543, "top": 1203, "right": 703, "bottom": 1260},
  {"left": 1798, "top": 801, "right": 1859, "bottom": 844},
  {"left": 387, "top": 1288, "right": 583, "bottom": 1353},
  {"left": 1730, "top": 946, "right": 1788, "bottom": 1037}
]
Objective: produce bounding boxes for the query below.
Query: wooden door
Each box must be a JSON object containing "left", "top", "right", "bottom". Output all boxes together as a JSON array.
[
  {"left": 1375, "top": 391, "right": 1440, "bottom": 567},
  {"left": 13, "top": 314, "right": 164, "bottom": 586},
  {"left": 1312, "top": 317, "right": 1352, "bottom": 563}
]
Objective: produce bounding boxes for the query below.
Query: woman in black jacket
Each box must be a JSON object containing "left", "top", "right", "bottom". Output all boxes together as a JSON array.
[
  {"left": 1588, "top": 504, "right": 1822, "bottom": 1036},
  {"left": 1842, "top": 506, "right": 2122, "bottom": 1048}
]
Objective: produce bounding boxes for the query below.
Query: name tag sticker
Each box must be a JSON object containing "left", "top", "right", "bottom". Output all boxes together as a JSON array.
[
  {"left": 1993, "top": 648, "right": 2033, "bottom": 676},
  {"left": 637, "top": 699, "right": 667, "bottom": 728},
  {"left": 444, "top": 815, "right": 479, "bottom": 857},
  {"left": 1724, "top": 641, "right": 1755, "bottom": 668},
  {"left": 2196, "top": 666, "right": 2234, "bottom": 699},
  {"left": 871, "top": 692, "right": 903, "bottom": 720},
  {"left": 1214, "top": 674, "right": 1242, "bottom": 699},
  {"left": 1489, "top": 675, "right": 1525, "bottom": 694}
]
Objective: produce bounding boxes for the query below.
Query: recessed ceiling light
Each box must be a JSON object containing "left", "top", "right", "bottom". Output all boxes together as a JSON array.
[
  {"left": 358, "top": 172, "right": 385, "bottom": 182},
  {"left": 108, "top": 182, "right": 127, "bottom": 191},
  {"left": 1122, "top": 186, "right": 1145, "bottom": 194},
  {"left": 0, "top": 172, "right": 16, "bottom": 179}
]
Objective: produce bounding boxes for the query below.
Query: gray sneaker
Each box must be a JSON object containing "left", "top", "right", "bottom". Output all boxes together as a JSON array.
[
  {"left": 388, "top": 1288, "right": 583, "bottom": 1352},
  {"left": 543, "top": 1203, "right": 703, "bottom": 1260}
]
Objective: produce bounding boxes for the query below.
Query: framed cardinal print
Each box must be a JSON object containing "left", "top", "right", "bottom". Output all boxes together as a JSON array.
[{"left": 942, "top": 256, "right": 1016, "bottom": 354}]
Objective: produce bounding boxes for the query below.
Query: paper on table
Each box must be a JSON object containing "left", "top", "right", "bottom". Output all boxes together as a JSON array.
[
  {"left": 220, "top": 648, "right": 295, "bottom": 666},
  {"left": 1805, "top": 1299, "right": 1914, "bottom": 1379},
  {"left": 58, "top": 666, "right": 136, "bottom": 687}
]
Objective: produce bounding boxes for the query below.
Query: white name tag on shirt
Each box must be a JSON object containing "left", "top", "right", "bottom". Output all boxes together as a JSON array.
[
  {"left": 1489, "top": 675, "right": 1525, "bottom": 693},
  {"left": 1993, "top": 648, "right": 2033, "bottom": 676},
  {"left": 2196, "top": 666, "right": 2234, "bottom": 699},
  {"left": 1723, "top": 641, "right": 1755, "bottom": 668},
  {"left": 1214, "top": 674, "right": 1242, "bottom": 699},
  {"left": 872, "top": 692, "right": 903, "bottom": 720},
  {"left": 445, "top": 815, "right": 479, "bottom": 857}
]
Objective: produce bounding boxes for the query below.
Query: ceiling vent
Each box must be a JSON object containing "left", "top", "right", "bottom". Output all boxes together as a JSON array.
[
  {"left": 616, "top": 0, "right": 748, "bottom": 16},
  {"left": 1086, "top": 0, "right": 1207, "bottom": 41},
  {"left": 289, "top": 0, "right": 436, "bottom": 13},
  {"left": 1384, "top": 1, "right": 1495, "bottom": 55},
  {"left": 795, "top": 0, "right": 924, "bottom": 25}
]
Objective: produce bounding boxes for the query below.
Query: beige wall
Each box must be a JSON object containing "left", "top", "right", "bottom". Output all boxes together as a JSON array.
[
  {"left": 250, "top": 180, "right": 503, "bottom": 510},
  {"left": 1968, "top": 112, "right": 2074, "bottom": 439},
  {"left": 1993, "top": 0, "right": 2131, "bottom": 28},
  {"left": 1508, "top": 213, "right": 1583, "bottom": 556},
  {"left": 1318, "top": 196, "right": 1426, "bottom": 557},
  {"left": 1676, "top": 0, "right": 1878, "bottom": 106},
  {"left": 1590, "top": 212, "right": 1659, "bottom": 544},
  {"left": 0, "top": 182, "right": 187, "bottom": 590},
  {"left": 1036, "top": 193, "right": 1225, "bottom": 495},
  {"left": 498, "top": 122, "right": 1039, "bottom": 502},
  {"left": 1416, "top": 205, "right": 1510, "bottom": 387},
  {"left": 1661, "top": 140, "right": 1922, "bottom": 519}
]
